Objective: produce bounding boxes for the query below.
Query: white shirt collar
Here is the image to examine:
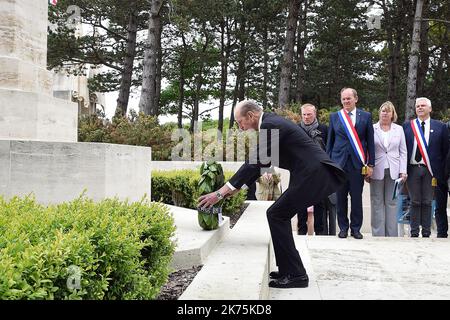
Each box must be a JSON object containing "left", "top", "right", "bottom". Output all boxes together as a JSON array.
[
  {"left": 258, "top": 112, "right": 264, "bottom": 131},
  {"left": 416, "top": 117, "right": 430, "bottom": 126}
]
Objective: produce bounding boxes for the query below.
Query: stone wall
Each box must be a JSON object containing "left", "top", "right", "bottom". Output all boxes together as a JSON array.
[{"left": 0, "top": 140, "right": 151, "bottom": 204}]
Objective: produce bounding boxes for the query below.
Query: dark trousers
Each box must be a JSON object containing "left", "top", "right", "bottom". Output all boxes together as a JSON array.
[
  {"left": 246, "top": 181, "right": 257, "bottom": 200},
  {"left": 297, "top": 201, "right": 325, "bottom": 235},
  {"left": 407, "top": 165, "right": 433, "bottom": 236},
  {"left": 336, "top": 161, "right": 364, "bottom": 234},
  {"left": 323, "top": 196, "right": 337, "bottom": 235},
  {"left": 435, "top": 179, "right": 449, "bottom": 237},
  {"left": 268, "top": 164, "right": 345, "bottom": 276},
  {"left": 267, "top": 186, "right": 308, "bottom": 276}
]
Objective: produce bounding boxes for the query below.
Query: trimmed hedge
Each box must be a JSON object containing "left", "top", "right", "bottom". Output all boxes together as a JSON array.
[
  {"left": 0, "top": 195, "right": 175, "bottom": 300},
  {"left": 151, "top": 170, "right": 247, "bottom": 216}
]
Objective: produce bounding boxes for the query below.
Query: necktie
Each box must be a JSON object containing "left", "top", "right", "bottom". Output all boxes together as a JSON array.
[
  {"left": 415, "top": 121, "right": 425, "bottom": 162},
  {"left": 348, "top": 112, "right": 353, "bottom": 125}
]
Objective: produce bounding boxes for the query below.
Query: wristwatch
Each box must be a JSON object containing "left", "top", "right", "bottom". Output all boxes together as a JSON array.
[{"left": 215, "top": 191, "right": 224, "bottom": 200}]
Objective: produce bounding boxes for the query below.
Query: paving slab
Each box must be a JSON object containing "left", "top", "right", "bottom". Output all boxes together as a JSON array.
[{"left": 270, "top": 234, "right": 450, "bottom": 300}]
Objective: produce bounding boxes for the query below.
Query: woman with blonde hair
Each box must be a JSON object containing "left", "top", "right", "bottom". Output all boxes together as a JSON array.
[{"left": 369, "top": 101, "right": 407, "bottom": 236}]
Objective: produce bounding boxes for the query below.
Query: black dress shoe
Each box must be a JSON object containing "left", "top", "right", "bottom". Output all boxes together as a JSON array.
[
  {"left": 269, "top": 274, "right": 309, "bottom": 289},
  {"left": 422, "top": 234, "right": 430, "bottom": 238},
  {"left": 351, "top": 232, "right": 363, "bottom": 239},
  {"left": 338, "top": 230, "right": 348, "bottom": 238},
  {"left": 437, "top": 234, "right": 448, "bottom": 238},
  {"left": 411, "top": 234, "right": 419, "bottom": 238},
  {"left": 269, "top": 271, "right": 283, "bottom": 279}
]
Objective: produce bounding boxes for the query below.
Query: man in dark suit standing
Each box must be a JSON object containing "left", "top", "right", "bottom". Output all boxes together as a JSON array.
[
  {"left": 198, "top": 100, "right": 346, "bottom": 288},
  {"left": 403, "top": 97, "right": 449, "bottom": 238},
  {"left": 327, "top": 88, "right": 375, "bottom": 239},
  {"left": 297, "top": 103, "right": 329, "bottom": 235}
]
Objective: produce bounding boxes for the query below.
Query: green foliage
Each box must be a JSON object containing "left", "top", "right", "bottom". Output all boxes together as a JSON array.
[
  {"left": 47, "top": 0, "right": 149, "bottom": 92},
  {"left": 0, "top": 195, "right": 175, "bottom": 300},
  {"left": 198, "top": 161, "right": 225, "bottom": 197},
  {"left": 151, "top": 170, "right": 246, "bottom": 217},
  {"left": 48, "top": 0, "right": 449, "bottom": 125},
  {"left": 197, "top": 161, "right": 226, "bottom": 230},
  {"left": 78, "top": 111, "right": 174, "bottom": 160}
]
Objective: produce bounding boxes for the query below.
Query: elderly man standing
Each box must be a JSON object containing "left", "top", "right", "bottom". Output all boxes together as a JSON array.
[
  {"left": 297, "top": 103, "right": 329, "bottom": 235},
  {"left": 327, "top": 88, "right": 375, "bottom": 239},
  {"left": 403, "top": 97, "right": 449, "bottom": 238},
  {"left": 198, "top": 100, "right": 346, "bottom": 288}
]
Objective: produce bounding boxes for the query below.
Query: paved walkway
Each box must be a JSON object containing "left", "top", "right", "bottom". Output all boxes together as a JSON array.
[
  {"left": 172, "top": 199, "right": 450, "bottom": 300},
  {"left": 270, "top": 234, "right": 450, "bottom": 300}
]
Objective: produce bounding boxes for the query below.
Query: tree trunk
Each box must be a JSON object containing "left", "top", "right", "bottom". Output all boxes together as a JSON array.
[
  {"left": 189, "top": 33, "right": 210, "bottom": 133},
  {"left": 115, "top": 8, "right": 138, "bottom": 116},
  {"left": 405, "top": 0, "right": 424, "bottom": 120},
  {"left": 154, "top": 20, "right": 163, "bottom": 116},
  {"left": 262, "top": 25, "right": 269, "bottom": 109},
  {"left": 416, "top": 0, "right": 430, "bottom": 97},
  {"left": 218, "top": 19, "right": 228, "bottom": 134},
  {"left": 178, "top": 33, "right": 187, "bottom": 128},
  {"left": 278, "top": 0, "right": 301, "bottom": 108},
  {"left": 177, "top": 59, "right": 185, "bottom": 129},
  {"left": 295, "top": 0, "right": 308, "bottom": 104},
  {"left": 229, "top": 77, "right": 239, "bottom": 130},
  {"left": 237, "top": 23, "right": 246, "bottom": 103},
  {"left": 230, "top": 18, "right": 247, "bottom": 129},
  {"left": 138, "top": 0, "right": 163, "bottom": 116}
]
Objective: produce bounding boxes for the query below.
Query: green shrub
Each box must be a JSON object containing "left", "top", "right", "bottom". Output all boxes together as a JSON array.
[
  {"left": 0, "top": 195, "right": 175, "bottom": 300},
  {"left": 78, "top": 111, "right": 174, "bottom": 161},
  {"left": 151, "top": 170, "right": 246, "bottom": 216}
]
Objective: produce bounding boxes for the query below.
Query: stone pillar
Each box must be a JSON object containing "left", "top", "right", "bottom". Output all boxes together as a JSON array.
[{"left": 0, "top": 0, "right": 77, "bottom": 142}]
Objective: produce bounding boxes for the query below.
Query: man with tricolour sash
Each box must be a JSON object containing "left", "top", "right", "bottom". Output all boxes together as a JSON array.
[
  {"left": 403, "top": 97, "right": 449, "bottom": 238},
  {"left": 327, "top": 88, "right": 375, "bottom": 239}
]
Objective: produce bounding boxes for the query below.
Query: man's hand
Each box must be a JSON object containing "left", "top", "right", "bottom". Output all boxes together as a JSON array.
[
  {"left": 400, "top": 173, "right": 407, "bottom": 182},
  {"left": 198, "top": 192, "right": 220, "bottom": 210},
  {"left": 366, "top": 166, "right": 373, "bottom": 178}
]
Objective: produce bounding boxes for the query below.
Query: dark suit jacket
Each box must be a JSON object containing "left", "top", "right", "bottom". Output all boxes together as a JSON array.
[
  {"left": 326, "top": 109, "right": 375, "bottom": 169},
  {"left": 403, "top": 119, "right": 450, "bottom": 181},
  {"left": 229, "top": 113, "right": 346, "bottom": 208}
]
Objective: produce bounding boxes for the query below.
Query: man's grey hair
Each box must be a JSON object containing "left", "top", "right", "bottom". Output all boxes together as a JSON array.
[
  {"left": 236, "top": 100, "right": 263, "bottom": 116},
  {"left": 415, "top": 97, "right": 432, "bottom": 107}
]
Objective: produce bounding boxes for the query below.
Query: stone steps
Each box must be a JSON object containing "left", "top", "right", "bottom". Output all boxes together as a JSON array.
[
  {"left": 168, "top": 204, "right": 230, "bottom": 270},
  {"left": 179, "top": 201, "right": 274, "bottom": 300}
]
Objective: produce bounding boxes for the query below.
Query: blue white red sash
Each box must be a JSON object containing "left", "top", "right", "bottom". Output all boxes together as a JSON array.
[
  {"left": 411, "top": 119, "right": 433, "bottom": 177},
  {"left": 338, "top": 109, "right": 366, "bottom": 166}
]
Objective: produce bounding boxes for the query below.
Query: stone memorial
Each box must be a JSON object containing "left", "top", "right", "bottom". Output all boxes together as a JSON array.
[{"left": 0, "top": 0, "right": 151, "bottom": 203}]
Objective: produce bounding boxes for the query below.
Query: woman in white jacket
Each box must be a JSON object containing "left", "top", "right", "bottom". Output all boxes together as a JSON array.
[{"left": 369, "top": 101, "right": 407, "bottom": 236}]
